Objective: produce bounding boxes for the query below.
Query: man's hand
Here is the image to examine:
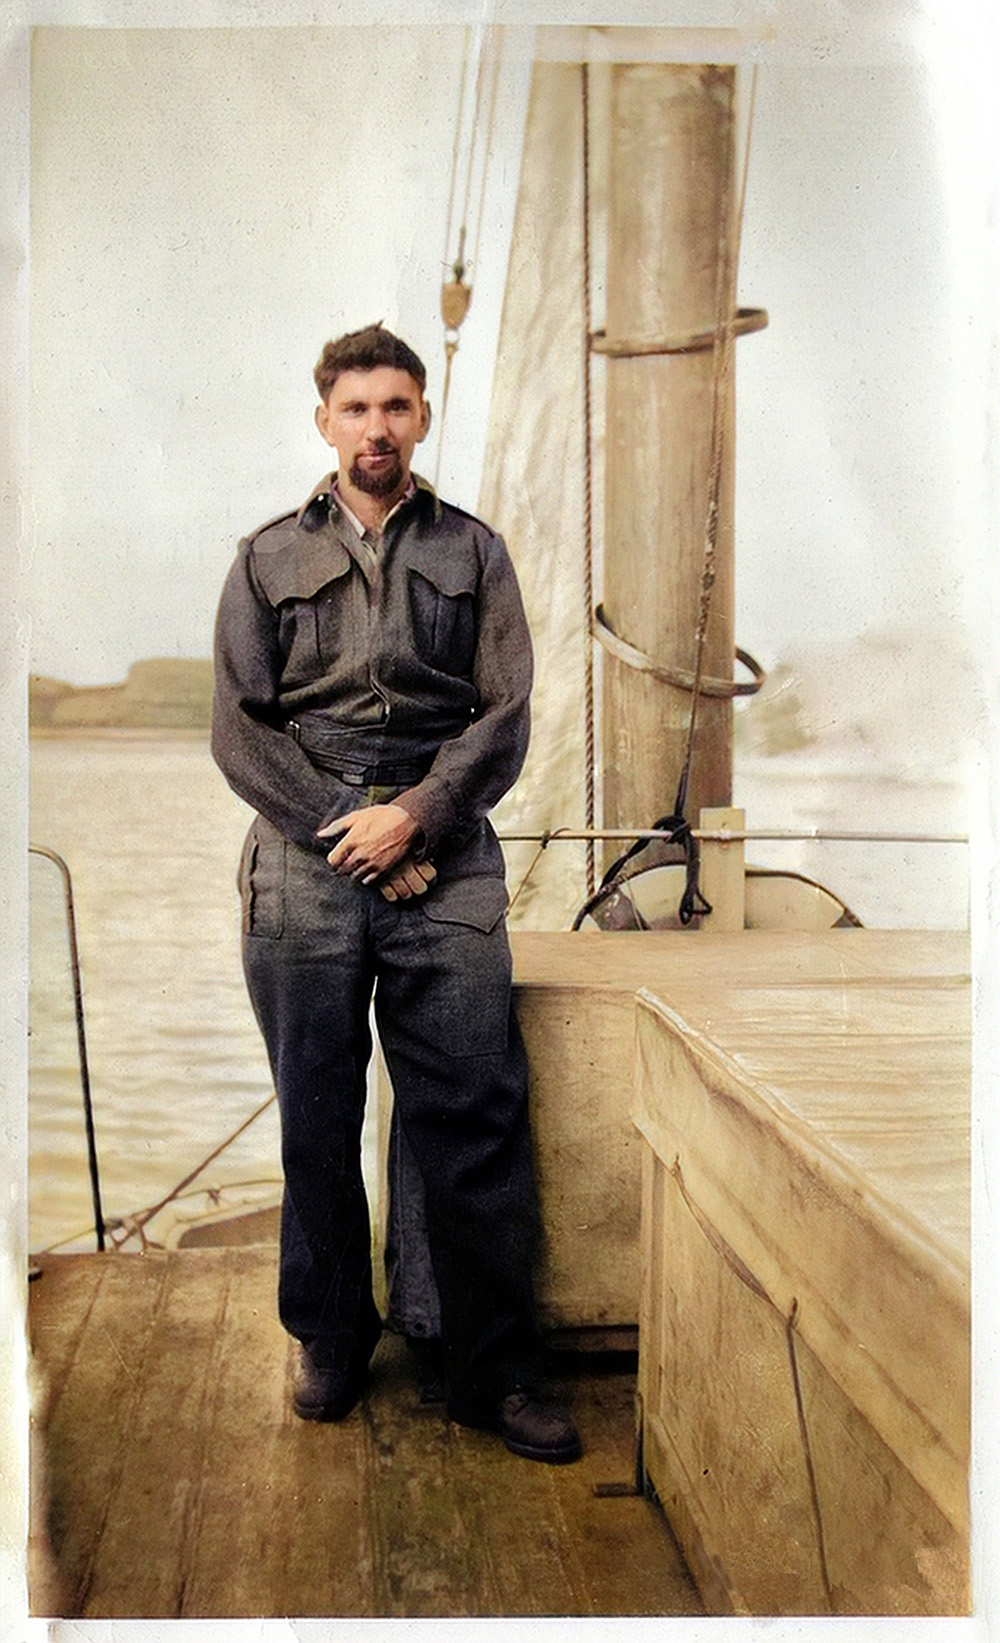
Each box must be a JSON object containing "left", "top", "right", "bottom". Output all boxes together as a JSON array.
[
  {"left": 378, "top": 858, "right": 437, "bottom": 902},
  {"left": 317, "top": 804, "right": 418, "bottom": 884}
]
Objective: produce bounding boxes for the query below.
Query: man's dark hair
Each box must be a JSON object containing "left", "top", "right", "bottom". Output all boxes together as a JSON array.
[{"left": 314, "top": 324, "right": 427, "bottom": 402}]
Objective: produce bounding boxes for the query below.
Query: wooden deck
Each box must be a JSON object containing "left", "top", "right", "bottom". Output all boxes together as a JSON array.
[
  {"left": 28, "top": 927, "right": 970, "bottom": 1619},
  {"left": 28, "top": 1245, "right": 703, "bottom": 1620}
]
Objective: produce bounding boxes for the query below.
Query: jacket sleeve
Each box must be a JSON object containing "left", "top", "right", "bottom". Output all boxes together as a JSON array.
[
  {"left": 211, "top": 542, "right": 336, "bottom": 850},
  {"left": 394, "top": 531, "right": 533, "bottom": 854}
]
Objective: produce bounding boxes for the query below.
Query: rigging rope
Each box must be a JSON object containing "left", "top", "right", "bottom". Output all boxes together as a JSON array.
[
  {"left": 675, "top": 64, "right": 759, "bottom": 821},
  {"left": 441, "top": 29, "right": 471, "bottom": 288},
  {"left": 434, "top": 23, "right": 502, "bottom": 487},
  {"left": 470, "top": 35, "right": 502, "bottom": 280},
  {"left": 102, "top": 1092, "right": 277, "bottom": 1250},
  {"left": 580, "top": 61, "right": 597, "bottom": 897}
]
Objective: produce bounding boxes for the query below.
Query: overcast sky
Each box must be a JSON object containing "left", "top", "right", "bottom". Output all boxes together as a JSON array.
[{"left": 14, "top": 6, "right": 998, "bottom": 691}]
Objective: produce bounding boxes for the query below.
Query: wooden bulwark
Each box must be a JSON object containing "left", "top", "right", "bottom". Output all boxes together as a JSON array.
[
  {"left": 633, "top": 930, "right": 971, "bottom": 1616},
  {"left": 507, "top": 928, "right": 969, "bottom": 1334},
  {"left": 28, "top": 1247, "right": 701, "bottom": 1620}
]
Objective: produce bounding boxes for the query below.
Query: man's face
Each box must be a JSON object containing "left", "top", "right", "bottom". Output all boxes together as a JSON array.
[{"left": 315, "top": 366, "right": 430, "bottom": 498}]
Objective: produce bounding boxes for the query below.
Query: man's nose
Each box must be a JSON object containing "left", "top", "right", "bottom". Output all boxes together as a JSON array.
[{"left": 366, "top": 410, "right": 389, "bottom": 442}]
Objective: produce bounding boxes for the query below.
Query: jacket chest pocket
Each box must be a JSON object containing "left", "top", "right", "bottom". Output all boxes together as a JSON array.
[
  {"left": 277, "top": 571, "right": 361, "bottom": 681},
  {"left": 407, "top": 563, "right": 477, "bottom": 675},
  {"left": 314, "top": 575, "right": 368, "bottom": 672}
]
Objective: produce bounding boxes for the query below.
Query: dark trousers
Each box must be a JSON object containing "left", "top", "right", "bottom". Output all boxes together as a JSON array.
[
  {"left": 240, "top": 810, "right": 543, "bottom": 1408},
  {"left": 385, "top": 1115, "right": 443, "bottom": 1339}
]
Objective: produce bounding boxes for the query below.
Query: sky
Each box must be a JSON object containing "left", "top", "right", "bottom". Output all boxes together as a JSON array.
[{"left": 15, "top": 5, "right": 997, "bottom": 695}]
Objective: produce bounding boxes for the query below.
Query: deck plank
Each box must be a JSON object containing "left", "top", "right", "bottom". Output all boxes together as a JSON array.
[
  {"left": 553, "top": 1361, "right": 705, "bottom": 1616},
  {"left": 30, "top": 1252, "right": 170, "bottom": 1615},
  {"left": 361, "top": 1337, "right": 504, "bottom": 1616},
  {"left": 29, "top": 1251, "right": 703, "bottom": 1619},
  {"left": 78, "top": 1247, "right": 234, "bottom": 1616},
  {"left": 443, "top": 1415, "right": 594, "bottom": 1617},
  {"left": 28, "top": 1253, "right": 106, "bottom": 1411},
  {"left": 440, "top": 1354, "right": 703, "bottom": 1617},
  {"left": 179, "top": 1250, "right": 377, "bottom": 1618}
]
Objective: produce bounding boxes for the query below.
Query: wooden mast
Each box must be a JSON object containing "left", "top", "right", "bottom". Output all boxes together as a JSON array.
[{"left": 600, "top": 64, "right": 738, "bottom": 844}]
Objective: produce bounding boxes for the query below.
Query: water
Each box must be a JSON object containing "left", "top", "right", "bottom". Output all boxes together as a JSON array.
[
  {"left": 29, "top": 735, "right": 279, "bottom": 1253},
  {"left": 28, "top": 734, "right": 970, "bottom": 1254}
]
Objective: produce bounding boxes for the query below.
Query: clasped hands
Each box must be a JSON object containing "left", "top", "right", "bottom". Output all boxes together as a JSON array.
[{"left": 317, "top": 804, "right": 436, "bottom": 902}]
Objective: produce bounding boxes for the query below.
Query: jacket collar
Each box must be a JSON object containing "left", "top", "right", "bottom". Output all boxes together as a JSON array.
[{"left": 296, "top": 471, "right": 442, "bottom": 533}]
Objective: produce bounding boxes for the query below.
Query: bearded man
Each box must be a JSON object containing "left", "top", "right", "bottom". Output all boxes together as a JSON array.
[{"left": 211, "top": 323, "right": 581, "bottom": 1464}]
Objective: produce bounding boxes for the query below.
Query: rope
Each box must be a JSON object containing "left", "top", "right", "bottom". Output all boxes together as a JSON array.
[
  {"left": 435, "top": 328, "right": 461, "bottom": 491},
  {"left": 674, "top": 75, "right": 737, "bottom": 819},
  {"left": 675, "top": 65, "right": 759, "bottom": 820},
  {"left": 506, "top": 828, "right": 560, "bottom": 917},
  {"left": 470, "top": 32, "right": 502, "bottom": 279},
  {"left": 441, "top": 28, "right": 471, "bottom": 285},
  {"left": 580, "top": 60, "right": 597, "bottom": 897},
  {"left": 103, "top": 1092, "right": 277, "bottom": 1249},
  {"left": 459, "top": 24, "right": 490, "bottom": 244},
  {"left": 434, "top": 23, "right": 503, "bottom": 487}
]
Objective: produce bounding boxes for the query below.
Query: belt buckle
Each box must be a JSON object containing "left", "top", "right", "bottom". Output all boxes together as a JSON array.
[{"left": 341, "top": 768, "right": 366, "bottom": 787}]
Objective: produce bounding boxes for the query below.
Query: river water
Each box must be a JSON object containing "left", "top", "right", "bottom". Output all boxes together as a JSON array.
[{"left": 28, "top": 733, "right": 970, "bottom": 1254}]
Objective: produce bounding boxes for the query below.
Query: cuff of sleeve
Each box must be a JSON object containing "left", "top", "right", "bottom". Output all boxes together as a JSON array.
[{"left": 395, "top": 776, "right": 457, "bottom": 855}]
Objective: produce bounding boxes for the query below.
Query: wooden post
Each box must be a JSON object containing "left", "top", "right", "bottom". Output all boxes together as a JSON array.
[
  {"left": 699, "top": 806, "right": 745, "bottom": 931},
  {"left": 602, "top": 64, "right": 737, "bottom": 853}
]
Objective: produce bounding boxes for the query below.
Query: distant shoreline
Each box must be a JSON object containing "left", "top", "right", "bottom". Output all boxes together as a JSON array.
[{"left": 29, "top": 658, "right": 213, "bottom": 733}]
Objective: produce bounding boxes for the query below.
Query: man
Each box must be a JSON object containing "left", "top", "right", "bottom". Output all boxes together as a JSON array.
[{"left": 212, "top": 323, "right": 580, "bottom": 1464}]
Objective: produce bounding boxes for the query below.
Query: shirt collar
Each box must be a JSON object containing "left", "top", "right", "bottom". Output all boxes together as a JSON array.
[
  {"left": 296, "top": 471, "right": 442, "bottom": 533},
  {"left": 332, "top": 477, "right": 416, "bottom": 541},
  {"left": 292, "top": 469, "right": 440, "bottom": 532}
]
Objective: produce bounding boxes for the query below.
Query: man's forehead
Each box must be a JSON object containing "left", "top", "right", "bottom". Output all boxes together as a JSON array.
[{"left": 329, "top": 366, "right": 423, "bottom": 402}]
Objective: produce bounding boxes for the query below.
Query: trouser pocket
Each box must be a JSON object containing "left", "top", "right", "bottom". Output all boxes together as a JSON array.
[{"left": 239, "top": 817, "right": 287, "bottom": 938}]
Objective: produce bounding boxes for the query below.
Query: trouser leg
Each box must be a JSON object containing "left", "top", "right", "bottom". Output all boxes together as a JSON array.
[
  {"left": 241, "top": 819, "right": 380, "bottom": 1365},
  {"left": 373, "top": 895, "right": 543, "bottom": 1409},
  {"left": 385, "top": 1110, "right": 443, "bottom": 1340}
]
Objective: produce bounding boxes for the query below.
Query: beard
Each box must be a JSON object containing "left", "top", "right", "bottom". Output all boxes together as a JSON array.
[{"left": 350, "top": 448, "right": 405, "bottom": 497}]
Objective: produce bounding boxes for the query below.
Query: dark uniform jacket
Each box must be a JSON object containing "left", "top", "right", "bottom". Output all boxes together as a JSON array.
[{"left": 212, "top": 473, "right": 533, "bottom": 878}]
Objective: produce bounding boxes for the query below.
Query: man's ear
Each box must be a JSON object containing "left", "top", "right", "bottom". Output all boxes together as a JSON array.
[
  {"left": 418, "top": 399, "right": 432, "bottom": 443},
  {"left": 315, "top": 402, "right": 335, "bottom": 446}
]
